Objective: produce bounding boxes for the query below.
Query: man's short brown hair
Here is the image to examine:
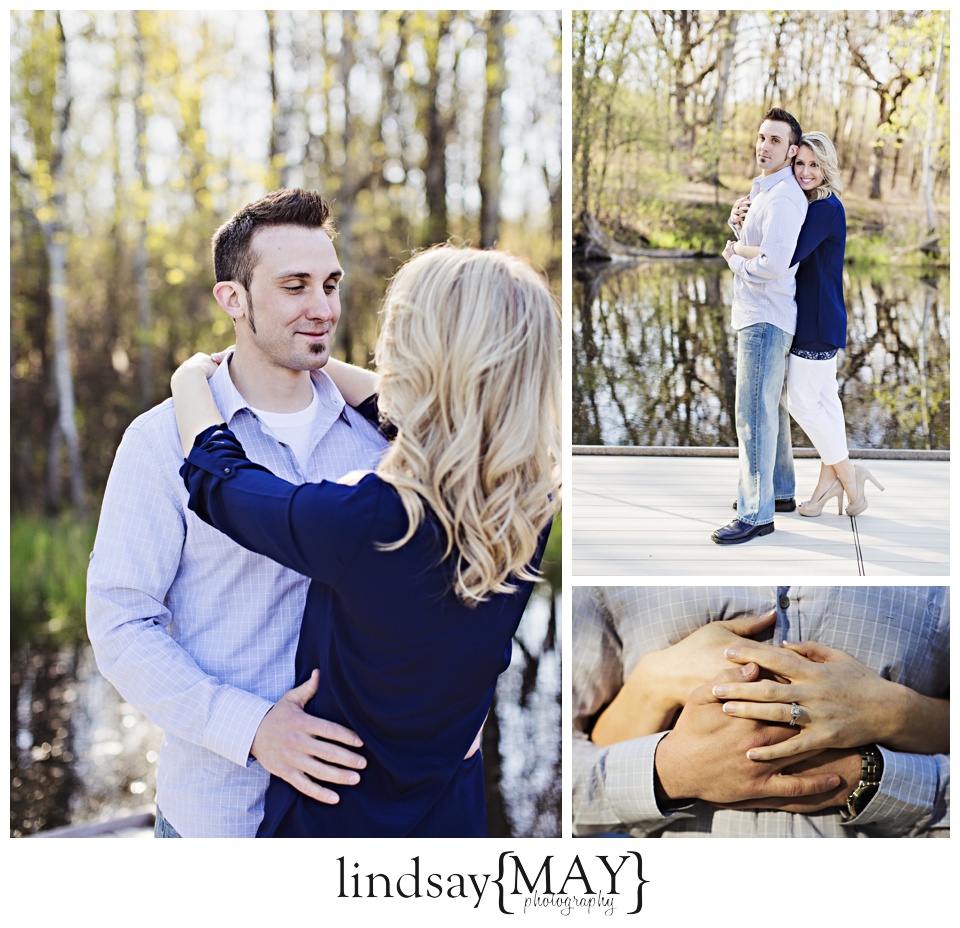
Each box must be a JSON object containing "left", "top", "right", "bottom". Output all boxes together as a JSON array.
[
  {"left": 212, "top": 188, "right": 336, "bottom": 291},
  {"left": 761, "top": 108, "right": 802, "bottom": 149}
]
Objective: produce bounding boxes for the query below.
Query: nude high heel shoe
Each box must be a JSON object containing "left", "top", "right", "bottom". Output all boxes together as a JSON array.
[
  {"left": 798, "top": 479, "right": 844, "bottom": 517},
  {"left": 845, "top": 465, "right": 885, "bottom": 517}
]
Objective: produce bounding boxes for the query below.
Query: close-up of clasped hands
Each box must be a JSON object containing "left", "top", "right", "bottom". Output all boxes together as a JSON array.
[{"left": 572, "top": 587, "right": 949, "bottom": 838}]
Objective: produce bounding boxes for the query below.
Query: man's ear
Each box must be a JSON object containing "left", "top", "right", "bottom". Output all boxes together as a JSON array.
[
  {"left": 787, "top": 144, "right": 799, "bottom": 161},
  {"left": 213, "top": 281, "right": 246, "bottom": 322}
]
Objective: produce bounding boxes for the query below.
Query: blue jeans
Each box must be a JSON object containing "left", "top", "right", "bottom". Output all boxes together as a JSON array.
[
  {"left": 154, "top": 805, "right": 182, "bottom": 838},
  {"left": 735, "top": 322, "right": 795, "bottom": 524}
]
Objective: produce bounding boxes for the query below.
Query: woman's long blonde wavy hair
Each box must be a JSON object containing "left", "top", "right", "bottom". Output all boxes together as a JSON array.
[
  {"left": 373, "top": 245, "right": 561, "bottom": 605},
  {"left": 798, "top": 131, "right": 844, "bottom": 202}
]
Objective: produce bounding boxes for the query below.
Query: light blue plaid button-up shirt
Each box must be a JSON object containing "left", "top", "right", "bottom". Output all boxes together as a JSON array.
[
  {"left": 573, "top": 586, "right": 949, "bottom": 838},
  {"left": 727, "top": 164, "right": 808, "bottom": 335},
  {"left": 86, "top": 356, "right": 387, "bottom": 837}
]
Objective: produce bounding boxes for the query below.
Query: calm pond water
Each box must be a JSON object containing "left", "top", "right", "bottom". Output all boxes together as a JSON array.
[
  {"left": 10, "top": 589, "right": 560, "bottom": 838},
  {"left": 573, "top": 259, "right": 949, "bottom": 450}
]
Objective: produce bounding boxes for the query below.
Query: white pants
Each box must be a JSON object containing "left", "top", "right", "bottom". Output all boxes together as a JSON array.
[{"left": 786, "top": 353, "right": 849, "bottom": 466}]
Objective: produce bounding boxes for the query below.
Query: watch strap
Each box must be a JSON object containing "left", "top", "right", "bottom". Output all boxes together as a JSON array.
[{"left": 845, "top": 744, "right": 882, "bottom": 818}]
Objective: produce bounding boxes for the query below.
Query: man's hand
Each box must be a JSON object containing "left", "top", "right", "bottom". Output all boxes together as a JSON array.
[
  {"left": 729, "top": 194, "right": 751, "bottom": 226},
  {"left": 250, "top": 669, "right": 366, "bottom": 804},
  {"left": 654, "top": 664, "right": 841, "bottom": 807},
  {"left": 713, "top": 748, "right": 862, "bottom": 813}
]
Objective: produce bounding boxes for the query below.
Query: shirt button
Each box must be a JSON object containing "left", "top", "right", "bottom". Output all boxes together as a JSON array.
[
  {"left": 223, "top": 466, "right": 232, "bottom": 474},
  {"left": 779, "top": 594, "right": 790, "bottom": 610}
]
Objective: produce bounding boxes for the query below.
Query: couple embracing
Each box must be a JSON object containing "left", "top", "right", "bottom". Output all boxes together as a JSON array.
[
  {"left": 713, "top": 107, "right": 883, "bottom": 546},
  {"left": 87, "top": 189, "right": 561, "bottom": 837}
]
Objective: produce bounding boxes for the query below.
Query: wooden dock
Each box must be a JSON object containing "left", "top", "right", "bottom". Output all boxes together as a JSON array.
[
  {"left": 27, "top": 810, "right": 155, "bottom": 838},
  {"left": 572, "top": 451, "right": 949, "bottom": 578}
]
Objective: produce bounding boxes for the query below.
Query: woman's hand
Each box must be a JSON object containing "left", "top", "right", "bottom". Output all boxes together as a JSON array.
[
  {"left": 715, "top": 640, "right": 949, "bottom": 759},
  {"left": 712, "top": 748, "right": 862, "bottom": 814},
  {"left": 729, "top": 194, "right": 751, "bottom": 226},
  {"left": 732, "top": 243, "right": 761, "bottom": 260},
  {"left": 171, "top": 352, "right": 228, "bottom": 457},
  {"left": 324, "top": 357, "right": 380, "bottom": 407},
  {"left": 210, "top": 345, "right": 235, "bottom": 367},
  {"left": 172, "top": 352, "right": 219, "bottom": 383},
  {"left": 591, "top": 610, "right": 780, "bottom": 747}
]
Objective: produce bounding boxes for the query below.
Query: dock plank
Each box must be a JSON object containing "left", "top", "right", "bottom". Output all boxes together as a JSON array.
[{"left": 572, "top": 455, "right": 949, "bottom": 578}]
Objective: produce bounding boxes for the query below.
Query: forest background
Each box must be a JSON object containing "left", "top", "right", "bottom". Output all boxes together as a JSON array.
[
  {"left": 571, "top": 9, "right": 949, "bottom": 455},
  {"left": 573, "top": 9, "right": 949, "bottom": 258},
  {"left": 9, "top": 9, "right": 562, "bottom": 838}
]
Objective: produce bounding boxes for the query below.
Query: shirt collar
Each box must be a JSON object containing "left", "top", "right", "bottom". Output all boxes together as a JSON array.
[
  {"left": 754, "top": 163, "right": 796, "bottom": 192},
  {"left": 209, "top": 350, "right": 350, "bottom": 427}
]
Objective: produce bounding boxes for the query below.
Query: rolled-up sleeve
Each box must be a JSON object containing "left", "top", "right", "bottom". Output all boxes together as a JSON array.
[{"left": 181, "top": 424, "right": 375, "bottom": 586}]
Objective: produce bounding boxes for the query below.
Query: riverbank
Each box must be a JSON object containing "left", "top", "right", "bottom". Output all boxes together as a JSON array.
[{"left": 584, "top": 178, "right": 949, "bottom": 267}]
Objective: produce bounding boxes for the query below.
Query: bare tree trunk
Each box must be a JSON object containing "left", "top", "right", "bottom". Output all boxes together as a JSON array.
[
  {"left": 572, "top": 11, "right": 592, "bottom": 215},
  {"left": 423, "top": 12, "right": 452, "bottom": 243},
  {"left": 482, "top": 691, "right": 510, "bottom": 837},
  {"left": 43, "top": 14, "right": 85, "bottom": 515},
  {"left": 478, "top": 11, "right": 506, "bottom": 249},
  {"left": 266, "top": 10, "right": 292, "bottom": 188},
  {"left": 867, "top": 132, "right": 887, "bottom": 199},
  {"left": 708, "top": 11, "right": 739, "bottom": 187},
  {"left": 334, "top": 12, "right": 358, "bottom": 363},
  {"left": 921, "top": 18, "right": 946, "bottom": 237},
  {"left": 132, "top": 13, "right": 153, "bottom": 409}
]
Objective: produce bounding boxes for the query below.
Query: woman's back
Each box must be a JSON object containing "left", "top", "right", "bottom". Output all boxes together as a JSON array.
[{"left": 250, "top": 473, "right": 550, "bottom": 837}]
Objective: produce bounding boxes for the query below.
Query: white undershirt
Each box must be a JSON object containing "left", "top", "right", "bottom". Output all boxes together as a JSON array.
[{"left": 249, "top": 383, "right": 321, "bottom": 473}]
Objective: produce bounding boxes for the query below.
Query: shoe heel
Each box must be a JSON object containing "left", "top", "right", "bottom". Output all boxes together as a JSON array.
[
  {"left": 863, "top": 468, "right": 885, "bottom": 492},
  {"left": 758, "top": 523, "right": 775, "bottom": 537}
]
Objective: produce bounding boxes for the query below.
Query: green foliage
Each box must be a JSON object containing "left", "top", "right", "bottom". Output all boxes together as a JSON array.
[
  {"left": 845, "top": 221, "right": 950, "bottom": 269},
  {"left": 538, "top": 509, "right": 562, "bottom": 595},
  {"left": 634, "top": 200, "right": 731, "bottom": 253},
  {"left": 10, "top": 513, "right": 97, "bottom": 645}
]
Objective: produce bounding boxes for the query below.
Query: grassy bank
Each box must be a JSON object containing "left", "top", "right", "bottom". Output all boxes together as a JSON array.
[
  {"left": 9, "top": 508, "right": 564, "bottom": 647},
  {"left": 611, "top": 181, "right": 950, "bottom": 268},
  {"left": 10, "top": 512, "right": 97, "bottom": 645}
]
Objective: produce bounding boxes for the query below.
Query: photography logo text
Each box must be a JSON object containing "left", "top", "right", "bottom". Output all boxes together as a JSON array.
[{"left": 337, "top": 852, "right": 649, "bottom": 915}]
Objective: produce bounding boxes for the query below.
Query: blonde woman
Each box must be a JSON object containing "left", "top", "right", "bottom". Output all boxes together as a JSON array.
[
  {"left": 735, "top": 132, "right": 882, "bottom": 516},
  {"left": 171, "top": 245, "right": 560, "bottom": 837}
]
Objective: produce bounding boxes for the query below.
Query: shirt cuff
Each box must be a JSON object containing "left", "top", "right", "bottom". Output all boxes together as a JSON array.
[
  {"left": 603, "top": 731, "right": 694, "bottom": 827},
  {"left": 841, "top": 746, "right": 947, "bottom": 835},
  {"left": 179, "top": 424, "right": 259, "bottom": 491},
  {"left": 203, "top": 686, "right": 276, "bottom": 768}
]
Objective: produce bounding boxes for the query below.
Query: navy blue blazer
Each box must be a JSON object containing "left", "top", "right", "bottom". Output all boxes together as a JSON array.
[
  {"left": 791, "top": 194, "right": 847, "bottom": 350},
  {"left": 181, "top": 425, "right": 548, "bottom": 837}
]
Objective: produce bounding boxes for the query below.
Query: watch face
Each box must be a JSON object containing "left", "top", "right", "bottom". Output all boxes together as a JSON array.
[{"left": 851, "top": 783, "right": 879, "bottom": 815}]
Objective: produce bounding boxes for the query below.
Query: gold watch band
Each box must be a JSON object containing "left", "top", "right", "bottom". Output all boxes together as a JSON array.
[{"left": 845, "top": 745, "right": 882, "bottom": 818}]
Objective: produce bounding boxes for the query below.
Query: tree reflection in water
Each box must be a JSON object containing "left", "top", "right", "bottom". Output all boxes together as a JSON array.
[
  {"left": 573, "top": 259, "right": 949, "bottom": 451},
  {"left": 11, "top": 589, "right": 560, "bottom": 837}
]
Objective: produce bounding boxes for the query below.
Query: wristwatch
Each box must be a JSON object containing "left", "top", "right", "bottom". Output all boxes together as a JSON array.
[{"left": 845, "top": 745, "right": 883, "bottom": 818}]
